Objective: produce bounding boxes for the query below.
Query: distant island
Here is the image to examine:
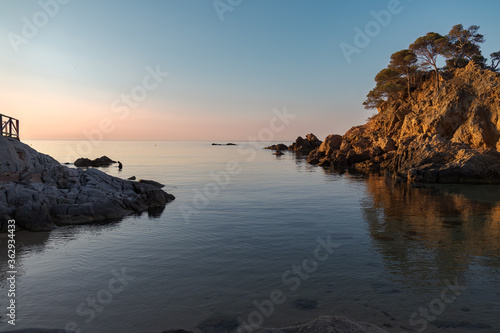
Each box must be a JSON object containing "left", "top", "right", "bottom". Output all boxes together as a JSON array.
[{"left": 277, "top": 24, "right": 500, "bottom": 184}]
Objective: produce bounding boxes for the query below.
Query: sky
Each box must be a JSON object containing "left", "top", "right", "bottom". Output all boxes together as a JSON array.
[{"left": 1, "top": 0, "right": 499, "bottom": 141}]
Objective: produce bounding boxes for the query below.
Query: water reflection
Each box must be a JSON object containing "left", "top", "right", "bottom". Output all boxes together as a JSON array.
[
  {"left": 359, "top": 174, "right": 500, "bottom": 288},
  {"left": 0, "top": 209, "right": 164, "bottom": 291}
]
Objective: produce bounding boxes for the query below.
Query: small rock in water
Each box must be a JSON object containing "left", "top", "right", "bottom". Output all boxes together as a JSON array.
[
  {"left": 128, "top": 176, "right": 136, "bottom": 180},
  {"left": 275, "top": 150, "right": 284, "bottom": 156},
  {"left": 264, "top": 143, "right": 288, "bottom": 150},
  {"left": 212, "top": 143, "right": 237, "bottom": 146},
  {"left": 74, "top": 156, "right": 116, "bottom": 167}
]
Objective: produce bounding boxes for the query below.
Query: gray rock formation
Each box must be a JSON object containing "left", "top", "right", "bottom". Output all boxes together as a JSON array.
[
  {"left": 74, "top": 155, "right": 116, "bottom": 167},
  {"left": 0, "top": 136, "right": 175, "bottom": 231}
]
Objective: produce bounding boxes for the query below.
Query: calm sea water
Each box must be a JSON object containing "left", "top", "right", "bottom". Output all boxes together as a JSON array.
[{"left": 1, "top": 140, "right": 499, "bottom": 333}]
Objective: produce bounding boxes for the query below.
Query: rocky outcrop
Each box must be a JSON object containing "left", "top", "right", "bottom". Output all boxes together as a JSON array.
[
  {"left": 308, "top": 62, "right": 500, "bottom": 183},
  {"left": 0, "top": 136, "right": 175, "bottom": 231},
  {"left": 289, "top": 133, "right": 322, "bottom": 154},
  {"left": 74, "top": 155, "right": 116, "bottom": 167},
  {"left": 264, "top": 143, "right": 288, "bottom": 151}
]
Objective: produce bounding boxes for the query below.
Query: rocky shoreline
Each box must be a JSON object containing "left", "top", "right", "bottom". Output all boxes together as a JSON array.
[
  {"left": 273, "top": 63, "right": 500, "bottom": 184},
  {"left": 0, "top": 136, "right": 175, "bottom": 231}
]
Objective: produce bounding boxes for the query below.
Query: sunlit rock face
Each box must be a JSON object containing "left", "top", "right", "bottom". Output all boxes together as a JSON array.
[{"left": 308, "top": 62, "right": 500, "bottom": 183}]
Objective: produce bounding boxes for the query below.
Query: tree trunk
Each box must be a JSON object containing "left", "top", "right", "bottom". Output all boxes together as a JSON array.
[
  {"left": 407, "top": 76, "right": 414, "bottom": 102},
  {"left": 432, "top": 64, "right": 440, "bottom": 91}
]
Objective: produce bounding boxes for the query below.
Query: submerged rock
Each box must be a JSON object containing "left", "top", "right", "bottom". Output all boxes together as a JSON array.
[
  {"left": 290, "top": 298, "right": 318, "bottom": 310},
  {"left": 0, "top": 136, "right": 175, "bottom": 231}
]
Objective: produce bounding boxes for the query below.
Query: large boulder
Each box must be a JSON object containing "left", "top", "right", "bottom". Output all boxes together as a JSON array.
[
  {"left": 0, "top": 136, "right": 175, "bottom": 231},
  {"left": 289, "top": 133, "right": 322, "bottom": 154}
]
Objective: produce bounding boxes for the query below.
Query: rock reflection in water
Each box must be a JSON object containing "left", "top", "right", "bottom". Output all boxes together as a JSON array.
[{"left": 359, "top": 174, "right": 500, "bottom": 286}]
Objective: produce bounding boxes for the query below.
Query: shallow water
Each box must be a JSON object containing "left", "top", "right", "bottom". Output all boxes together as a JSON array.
[{"left": 1, "top": 140, "right": 499, "bottom": 333}]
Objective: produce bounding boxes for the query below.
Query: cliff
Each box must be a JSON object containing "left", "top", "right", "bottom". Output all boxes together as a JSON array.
[
  {"left": 308, "top": 62, "right": 500, "bottom": 183},
  {"left": 0, "top": 136, "right": 175, "bottom": 231}
]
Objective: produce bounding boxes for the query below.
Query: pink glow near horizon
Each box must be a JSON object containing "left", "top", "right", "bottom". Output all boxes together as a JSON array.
[{"left": 2, "top": 88, "right": 360, "bottom": 142}]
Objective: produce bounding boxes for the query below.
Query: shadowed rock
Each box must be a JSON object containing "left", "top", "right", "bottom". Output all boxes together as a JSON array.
[
  {"left": 139, "top": 179, "right": 165, "bottom": 188},
  {"left": 265, "top": 143, "right": 288, "bottom": 150},
  {"left": 74, "top": 155, "right": 116, "bottom": 167},
  {"left": 0, "top": 136, "right": 175, "bottom": 231},
  {"left": 289, "top": 134, "right": 322, "bottom": 154}
]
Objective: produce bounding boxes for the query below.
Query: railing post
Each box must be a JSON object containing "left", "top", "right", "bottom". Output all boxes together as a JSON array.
[{"left": 0, "top": 115, "right": 20, "bottom": 140}]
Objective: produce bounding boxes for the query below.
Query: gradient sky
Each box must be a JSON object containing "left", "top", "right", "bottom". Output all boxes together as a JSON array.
[{"left": 1, "top": 0, "right": 499, "bottom": 141}]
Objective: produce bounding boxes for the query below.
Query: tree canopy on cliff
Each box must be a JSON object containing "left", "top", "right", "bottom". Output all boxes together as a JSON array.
[
  {"left": 409, "top": 32, "right": 447, "bottom": 90},
  {"left": 363, "top": 50, "right": 417, "bottom": 109},
  {"left": 491, "top": 51, "right": 500, "bottom": 72},
  {"left": 364, "top": 24, "right": 493, "bottom": 110},
  {"left": 444, "top": 24, "right": 485, "bottom": 68}
]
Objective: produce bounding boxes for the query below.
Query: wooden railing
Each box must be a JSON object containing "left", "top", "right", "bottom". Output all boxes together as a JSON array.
[{"left": 0, "top": 114, "right": 20, "bottom": 140}]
